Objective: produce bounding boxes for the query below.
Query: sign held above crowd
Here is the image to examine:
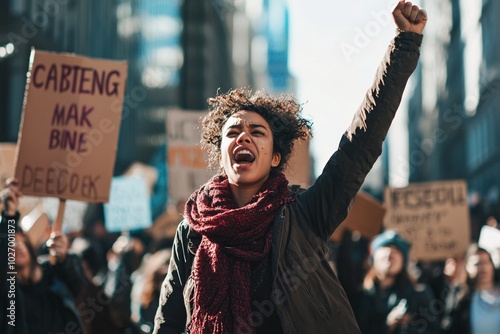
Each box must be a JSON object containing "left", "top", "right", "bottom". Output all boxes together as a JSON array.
[
  {"left": 384, "top": 180, "right": 470, "bottom": 261},
  {"left": 166, "top": 109, "right": 212, "bottom": 202},
  {"left": 14, "top": 49, "right": 128, "bottom": 203},
  {"left": 332, "top": 192, "right": 386, "bottom": 242},
  {"left": 104, "top": 176, "right": 152, "bottom": 233}
]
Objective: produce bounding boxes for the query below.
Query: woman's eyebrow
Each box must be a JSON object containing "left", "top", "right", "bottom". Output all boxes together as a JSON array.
[{"left": 225, "top": 122, "right": 268, "bottom": 131}]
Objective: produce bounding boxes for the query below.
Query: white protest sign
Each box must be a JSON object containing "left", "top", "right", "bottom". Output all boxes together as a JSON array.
[
  {"left": 384, "top": 180, "right": 470, "bottom": 261},
  {"left": 104, "top": 176, "right": 152, "bottom": 232},
  {"left": 479, "top": 225, "right": 500, "bottom": 268},
  {"left": 42, "top": 197, "right": 88, "bottom": 234}
]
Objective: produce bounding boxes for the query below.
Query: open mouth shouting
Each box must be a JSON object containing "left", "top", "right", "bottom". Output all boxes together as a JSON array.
[{"left": 233, "top": 148, "right": 255, "bottom": 166}]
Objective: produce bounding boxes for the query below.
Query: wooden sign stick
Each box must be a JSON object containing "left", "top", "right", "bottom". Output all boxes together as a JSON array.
[
  {"left": 52, "top": 198, "right": 66, "bottom": 233},
  {"left": 49, "top": 198, "right": 66, "bottom": 264}
]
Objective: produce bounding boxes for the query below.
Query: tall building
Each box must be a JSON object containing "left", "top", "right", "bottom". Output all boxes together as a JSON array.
[
  {"left": 466, "top": 0, "right": 500, "bottom": 210},
  {"left": 408, "top": 0, "right": 466, "bottom": 183},
  {"left": 406, "top": 0, "right": 500, "bottom": 216},
  {"left": 180, "top": 0, "right": 234, "bottom": 110},
  {"left": 0, "top": 0, "right": 178, "bottom": 173},
  {"left": 0, "top": 0, "right": 306, "bottom": 196}
]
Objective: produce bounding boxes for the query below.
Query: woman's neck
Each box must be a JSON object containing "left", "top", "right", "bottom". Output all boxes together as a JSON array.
[{"left": 229, "top": 183, "right": 262, "bottom": 207}]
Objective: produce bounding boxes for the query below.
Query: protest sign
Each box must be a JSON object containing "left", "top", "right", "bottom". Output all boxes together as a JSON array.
[
  {"left": 14, "top": 49, "right": 127, "bottom": 202},
  {"left": 384, "top": 180, "right": 470, "bottom": 261},
  {"left": 332, "top": 191, "right": 385, "bottom": 242},
  {"left": 148, "top": 202, "right": 184, "bottom": 240},
  {"left": 104, "top": 176, "right": 152, "bottom": 232},
  {"left": 42, "top": 197, "right": 88, "bottom": 234},
  {"left": 20, "top": 205, "right": 50, "bottom": 248},
  {"left": 284, "top": 138, "right": 311, "bottom": 188},
  {"left": 478, "top": 225, "right": 500, "bottom": 268},
  {"left": 166, "top": 109, "right": 212, "bottom": 202},
  {"left": 0, "top": 143, "right": 17, "bottom": 212},
  {"left": 124, "top": 162, "right": 158, "bottom": 194},
  {"left": 0, "top": 143, "right": 43, "bottom": 216},
  {"left": 0, "top": 143, "right": 16, "bottom": 187}
]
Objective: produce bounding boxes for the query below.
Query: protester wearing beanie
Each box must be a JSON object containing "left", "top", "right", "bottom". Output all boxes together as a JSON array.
[{"left": 355, "top": 230, "right": 440, "bottom": 334}]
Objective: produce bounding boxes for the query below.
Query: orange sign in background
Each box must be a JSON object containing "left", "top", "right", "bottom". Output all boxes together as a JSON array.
[
  {"left": 332, "top": 192, "right": 386, "bottom": 242},
  {"left": 166, "top": 109, "right": 212, "bottom": 202}
]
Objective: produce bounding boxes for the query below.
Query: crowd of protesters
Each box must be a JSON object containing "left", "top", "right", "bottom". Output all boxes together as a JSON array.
[
  {"left": 1, "top": 1, "right": 499, "bottom": 332},
  {"left": 0, "top": 179, "right": 173, "bottom": 334},
  {"left": 333, "top": 215, "right": 500, "bottom": 334},
  {"left": 1, "top": 178, "right": 499, "bottom": 334}
]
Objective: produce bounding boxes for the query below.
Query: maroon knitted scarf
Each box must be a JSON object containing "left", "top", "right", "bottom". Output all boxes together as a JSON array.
[{"left": 185, "top": 171, "right": 290, "bottom": 334}]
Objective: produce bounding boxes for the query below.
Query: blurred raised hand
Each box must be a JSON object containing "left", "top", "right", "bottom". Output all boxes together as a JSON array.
[
  {"left": 1, "top": 178, "right": 22, "bottom": 215},
  {"left": 46, "top": 232, "right": 69, "bottom": 263}
]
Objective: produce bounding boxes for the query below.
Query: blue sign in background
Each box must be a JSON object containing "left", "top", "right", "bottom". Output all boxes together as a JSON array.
[{"left": 104, "top": 176, "right": 153, "bottom": 232}]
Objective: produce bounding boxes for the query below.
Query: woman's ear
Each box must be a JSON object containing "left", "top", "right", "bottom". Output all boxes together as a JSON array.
[{"left": 271, "top": 153, "right": 281, "bottom": 168}]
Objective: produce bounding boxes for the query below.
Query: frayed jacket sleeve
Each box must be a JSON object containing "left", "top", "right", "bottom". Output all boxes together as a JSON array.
[
  {"left": 296, "top": 31, "right": 423, "bottom": 240},
  {"left": 153, "top": 221, "right": 192, "bottom": 334}
]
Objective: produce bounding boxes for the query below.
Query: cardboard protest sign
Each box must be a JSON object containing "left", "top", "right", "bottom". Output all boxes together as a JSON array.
[
  {"left": 104, "top": 176, "right": 152, "bottom": 232},
  {"left": 20, "top": 205, "right": 50, "bottom": 248},
  {"left": 148, "top": 202, "right": 184, "bottom": 240},
  {"left": 166, "top": 109, "right": 212, "bottom": 202},
  {"left": 384, "top": 180, "right": 470, "bottom": 261},
  {"left": 14, "top": 49, "right": 127, "bottom": 202},
  {"left": 331, "top": 191, "right": 386, "bottom": 242},
  {"left": 0, "top": 143, "right": 17, "bottom": 213},
  {"left": 0, "top": 143, "right": 43, "bottom": 216},
  {"left": 0, "top": 143, "right": 17, "bottom": 187},
  {"left": 283, "top": 138, "right": 311, "bottom": 188}
]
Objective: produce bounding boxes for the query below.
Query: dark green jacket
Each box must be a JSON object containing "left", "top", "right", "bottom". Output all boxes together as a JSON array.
[{"left": 154, "top": 31, "right": 423, "bottom": 334}]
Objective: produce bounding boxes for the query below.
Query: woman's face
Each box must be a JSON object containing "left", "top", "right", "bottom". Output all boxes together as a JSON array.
[
  {"left": 467, "top": 250, "right": 495, "bottom": 286},
  {"left": 220, "top": 110, "right": 280, "bottom": 188},
  {"left": 373, "top": 245, "right": 404, "bottom": 277}
]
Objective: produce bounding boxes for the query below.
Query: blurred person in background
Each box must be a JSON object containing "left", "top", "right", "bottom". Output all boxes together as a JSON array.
[
  {"left": 103, "top": 232, "right": 145, "bottom": 331},
  {"left": 355, "top": 230, "right": 440, "bottom": 334},
  {"left": 81, "top": 203, "right": 119, "bottom": 284},
  {"left": 154, "top": 1, "right": 427, "bottom": 333},
  {"left": 465, "top": 244, "right": 500, "bottom": 334},
  {"left": 428, "top": 254, "right": 471, "bottom": 334},
  {"left": 131, "top": 243, "right": 172, "bottom": 333},
  {"left": 0, "top": 179, "right": 84, "bottom": 334},
  {"left": 335, "top": 229, "right": 370, "bottom": 312},
  {"left": 71, "top": 231, "right": 145, "bottom": 334}
]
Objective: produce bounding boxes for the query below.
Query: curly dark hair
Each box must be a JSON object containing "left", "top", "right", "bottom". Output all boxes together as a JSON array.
[{"left": 201, "top": 88, "right": 312, "bottom": 173}]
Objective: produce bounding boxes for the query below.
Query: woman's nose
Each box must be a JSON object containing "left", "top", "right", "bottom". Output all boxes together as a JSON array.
[{"left": 236, "top": 132, "right": 251, "bottom": 144}]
